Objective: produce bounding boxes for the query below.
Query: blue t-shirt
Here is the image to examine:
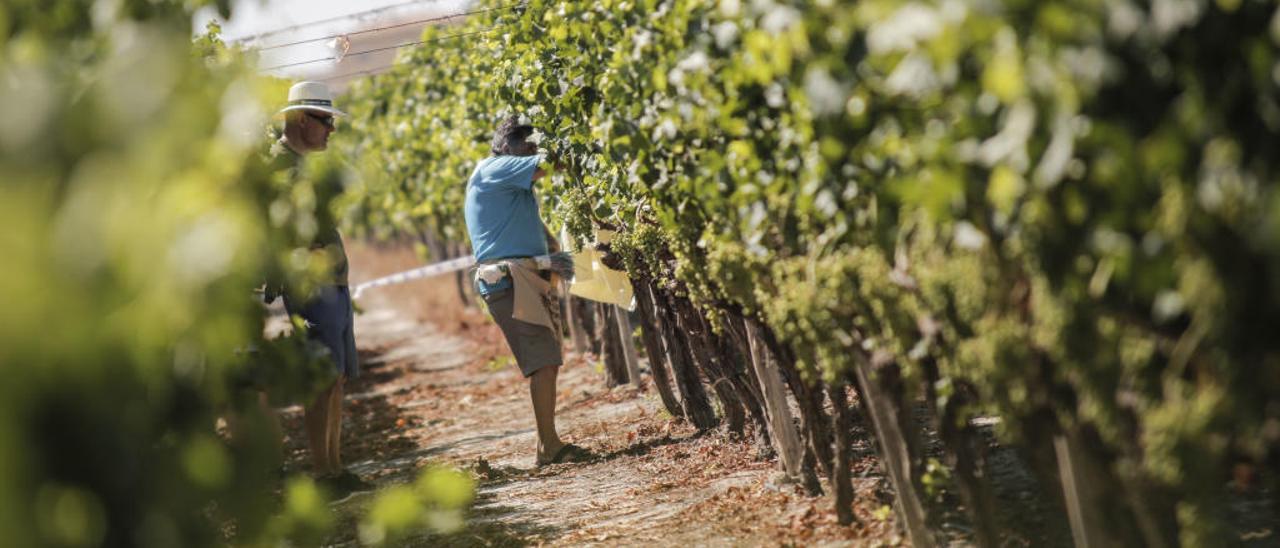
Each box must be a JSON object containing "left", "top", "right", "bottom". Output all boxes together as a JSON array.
[{"left": 464, "top": 154, "right": 548, "bottom": 294}]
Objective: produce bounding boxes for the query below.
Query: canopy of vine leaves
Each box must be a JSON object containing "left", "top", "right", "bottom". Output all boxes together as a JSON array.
[
  {"left": 338, "top": 1, "right": 1280, "bottom": 543},
  {"left": 3, "top": 0, "right": 1278, "bottom": 544},
  {"left": 1, "top": 2, "right": 470, "bottom": 546}
]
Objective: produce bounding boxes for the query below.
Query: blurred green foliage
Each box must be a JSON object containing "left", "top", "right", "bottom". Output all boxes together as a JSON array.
[
  {"left": 358, "top": 466, "right": 475, "bottom": 546},
  {"left": 0, "top": 2, "right": 474, "bottom": 546},
  {"left": 342, "top": 0, "right": 1280, "bottom": 542}
]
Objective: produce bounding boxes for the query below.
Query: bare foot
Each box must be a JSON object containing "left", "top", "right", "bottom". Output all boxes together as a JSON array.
[
  {"left": 536, "top": 440, "right": 565, "bottom": 466},
  {"left": 537, "top": 443, "right": 594, "bottom": 467}
]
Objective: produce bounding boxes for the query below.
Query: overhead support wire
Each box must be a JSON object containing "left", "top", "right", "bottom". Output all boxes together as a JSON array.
[
  {"left": 320, "top": 66, "right": 395, "bottom": 83},
  {"left": 251, "top": 5, "right": 514, "bottom": 52},
  {"left": 259, "top": 27, "right": 498, "bottom": 73},
  {"left": 226, "top": 0, "right": 443, "bottom": 44},
  {"left": 318, "top": 41, "right": 503, "bottom": 83}
]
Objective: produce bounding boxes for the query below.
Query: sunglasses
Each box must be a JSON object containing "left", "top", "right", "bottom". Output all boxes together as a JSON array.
[{"left": 306, "top": 112, "right": 336, "bottom": 130}]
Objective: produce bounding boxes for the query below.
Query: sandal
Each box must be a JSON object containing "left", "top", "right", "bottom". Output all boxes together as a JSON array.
[{"left": 537, "top": 443, "right": 593, "bottom": 467}]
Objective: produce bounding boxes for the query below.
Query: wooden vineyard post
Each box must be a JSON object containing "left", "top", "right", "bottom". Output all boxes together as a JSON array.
[
  {"left": 1054, "top": 433, "right": 1112, "bottom": 548},
  {"left": 759, "top": 326, "right": 827, "bottom": 495},
  {"left": 744, "top": 318, "right": 806, "bottom": 483},
  {"left": 852, "top": 353, "right": 936, "bottom": 548},
  {"left": 614, "top": 305, "right": 644, "bottom": 388}
]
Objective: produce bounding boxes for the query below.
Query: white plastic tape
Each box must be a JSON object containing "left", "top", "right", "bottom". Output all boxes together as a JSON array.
[
  {"left": 353, "top": 251, "right": 630, "bottom": 308},
  {"left": 352, "top": 255, "right": 476, "bottom": 299}
]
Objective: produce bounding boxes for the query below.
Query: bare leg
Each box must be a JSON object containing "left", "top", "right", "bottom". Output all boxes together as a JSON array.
[
  {"left": 326, "top": 375, "right": 345, "bottom": 472},
  {"left": 304, "top": 380, "right": 337, "bottom": 476},
  {"left": 531, "top": 365, "right": 564, "bottom": 463},
  {"left": 223, "top": 391, "right": 281, "bottom": 465}
]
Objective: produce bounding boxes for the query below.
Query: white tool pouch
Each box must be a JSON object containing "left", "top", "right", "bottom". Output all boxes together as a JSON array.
[{"left": 476, "top": 263, "right": 508, "bottom": 284}]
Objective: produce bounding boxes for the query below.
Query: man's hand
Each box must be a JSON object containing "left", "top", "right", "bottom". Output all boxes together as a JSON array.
[{"left": 532, "top": 151, "right": 568, "bottom": 182}]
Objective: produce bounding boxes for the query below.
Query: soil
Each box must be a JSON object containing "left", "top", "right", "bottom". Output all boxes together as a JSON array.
[
  {"left": 264, "top": 243, "right": 1274, "bottom": 547},
  {"left": 266, "top": 243, "right": 900, "bottom": 547}
]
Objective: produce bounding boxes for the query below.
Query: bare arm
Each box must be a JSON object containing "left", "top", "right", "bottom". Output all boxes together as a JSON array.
[
  {"left": 543, "top": 223, "right": 561, "bottom": 254},
  {"left": 532, "top": 150, "right": 569, "bottom": 182}
]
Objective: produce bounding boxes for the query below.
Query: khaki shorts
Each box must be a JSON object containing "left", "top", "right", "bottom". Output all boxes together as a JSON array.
[{"left": 482, "top": 288, "right": 563, "bottom": 377}]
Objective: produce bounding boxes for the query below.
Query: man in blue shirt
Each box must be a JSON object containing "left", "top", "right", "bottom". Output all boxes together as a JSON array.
[{"left": 465, "top": 116, "right": 586, "bottom": 466}]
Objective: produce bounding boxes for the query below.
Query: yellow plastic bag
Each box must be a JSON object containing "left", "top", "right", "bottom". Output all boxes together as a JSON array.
[{"left": 565, "top": 229, "right": 634, "bottom": 310}]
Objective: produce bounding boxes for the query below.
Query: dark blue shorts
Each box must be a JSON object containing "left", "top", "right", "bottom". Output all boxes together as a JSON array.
[{"left": 286, "top": 285, "right": 358, "bottom": 379}]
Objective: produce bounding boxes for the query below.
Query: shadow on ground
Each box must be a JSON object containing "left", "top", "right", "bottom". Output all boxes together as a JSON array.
[{"left": 385, "top": 493, "right": 561, "bottom": 547}]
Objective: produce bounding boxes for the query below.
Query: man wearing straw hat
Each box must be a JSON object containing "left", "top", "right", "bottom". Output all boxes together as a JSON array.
[{"left": 267, "top": 81, "right": 371, "bottom": 495}]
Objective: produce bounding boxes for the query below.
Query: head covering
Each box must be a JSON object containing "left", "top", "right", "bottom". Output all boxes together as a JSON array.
[{"left": 278, "top": 81, "right": 347, "bottom": 117}]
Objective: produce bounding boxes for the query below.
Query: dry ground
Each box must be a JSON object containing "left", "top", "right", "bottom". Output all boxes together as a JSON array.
[
  {"left": 269, "top": 243, "right": 1277, "bottom": 547},
  {"left": 268, "top": 242, "right": 908, "bottom": 547}
]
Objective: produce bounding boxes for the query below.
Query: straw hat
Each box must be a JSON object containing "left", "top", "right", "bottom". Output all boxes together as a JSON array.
[{"left": 278, "top": 81, "right": 347, "bottom": 117}]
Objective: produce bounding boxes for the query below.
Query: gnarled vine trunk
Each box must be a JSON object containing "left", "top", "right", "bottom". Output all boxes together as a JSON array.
[
  {"left": 827, "top": 379, "right": 858, "bottom": 526},
  {"left": 633, "top": 279, "right": 683, "bottom": 418},
  {"left": 920, "top": 359, "right": 999, "bottom": 548},
  {"left": 652, "top": 285, "right": 716, "bottom": 429},
  {"left": 718, "top": 314, "right": 773, "bottom": 458},
  {"left": 670, "top": 296, "right": 745, "bottom": 435}
]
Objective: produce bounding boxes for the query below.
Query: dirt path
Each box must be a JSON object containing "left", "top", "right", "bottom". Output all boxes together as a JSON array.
[
  {"left": 271, "top": 245, "right": 899, "bottom": 546},
  {"left": 266, "top": 244, "right": 1275, "bottom": 547}
]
